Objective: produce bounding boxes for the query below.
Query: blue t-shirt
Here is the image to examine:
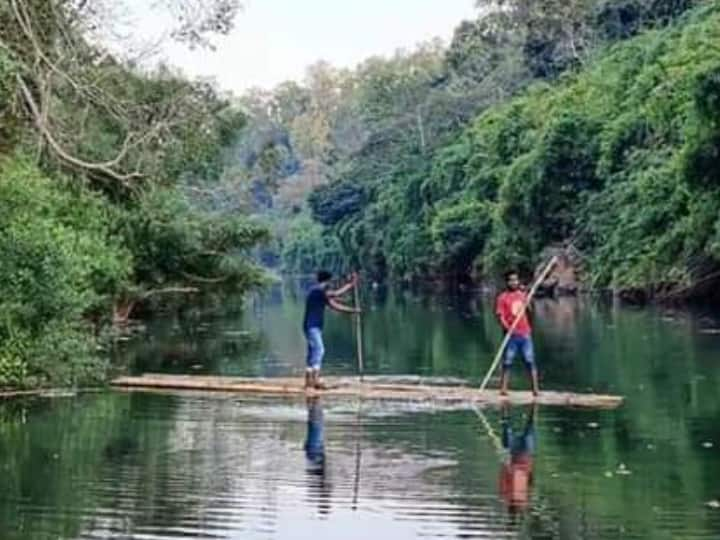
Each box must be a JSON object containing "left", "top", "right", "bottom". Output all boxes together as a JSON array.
[{"left": 303, "top": 284, "right": 328, "bottom": 330}]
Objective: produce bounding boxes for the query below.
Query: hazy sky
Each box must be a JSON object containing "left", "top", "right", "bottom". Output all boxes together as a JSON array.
[{"left": 128, "top": 0, "right": 478, "bottom": 94}]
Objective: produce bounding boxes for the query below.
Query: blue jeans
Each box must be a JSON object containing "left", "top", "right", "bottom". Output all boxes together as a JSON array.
[
  {"left": 503, "top": 335, "right": 535, "bottom": 370},
  {"left": 305, "top": 327, "right": 325, "bottom": 369}
]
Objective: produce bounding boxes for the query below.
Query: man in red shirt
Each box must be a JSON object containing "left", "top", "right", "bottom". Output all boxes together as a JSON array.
[{"left": 495, "top": 270, "right": 539, "bottom": 396}]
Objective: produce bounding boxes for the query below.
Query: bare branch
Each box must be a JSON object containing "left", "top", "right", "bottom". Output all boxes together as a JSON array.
[
  {"left": 159, "top": 0, "right": 242, "bottom": 49},
  {"left": 10, "top": 0, "right": 129, "bottom": 123},
  {"left": 141, "top": 286, "right": 200, "bottom": 298},
  {"left": 17, "top": 74, "right": 142, "bottom": 183},
  {"left": 181, "top": 271, "right": 229, "bottom": 284}
]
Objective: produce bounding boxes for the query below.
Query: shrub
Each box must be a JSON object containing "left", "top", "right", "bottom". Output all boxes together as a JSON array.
[{"left": 0, "top": 157, "right": 131, "bottom": 388}]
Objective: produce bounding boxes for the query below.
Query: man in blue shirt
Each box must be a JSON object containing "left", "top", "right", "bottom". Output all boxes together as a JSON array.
[{"left": 303, "top": 271, "right": 359, "bottom": 389}]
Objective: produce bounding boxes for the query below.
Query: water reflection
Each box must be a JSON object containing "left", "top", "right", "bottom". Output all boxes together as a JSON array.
[
  {"left": 98, "top": 284, "right": 720, "bottom": 539},
  {"left": 499, "top": 405, "right": 537, "bottom": 517},
  {"left": 304, "top": 397, "right": 331, "bottom": 517}
]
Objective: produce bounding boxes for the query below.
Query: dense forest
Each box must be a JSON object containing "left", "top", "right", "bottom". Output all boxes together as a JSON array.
[
  {"left": 234, "top": 0, "right": 720, "bottom": 303},
  {"left": 0, "top": 0, "right": 267, "bottom": 389}
]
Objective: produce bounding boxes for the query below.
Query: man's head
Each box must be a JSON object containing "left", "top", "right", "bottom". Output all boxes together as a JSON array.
[
  {"left": 505, "top": 270, "right": 520, "bottom": 291},
  {"left": 317, "top": 270, "right": 333, "bottom": 287}
]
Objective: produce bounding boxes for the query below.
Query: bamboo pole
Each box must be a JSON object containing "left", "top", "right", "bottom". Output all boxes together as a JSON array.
[
  {"left": 479, "top": 256, "right": 559, "bottom": 392},
  {"left": 354, "top": 275, "right": 365, "bottom": 382},
  {"left": 471, "top": 403, "right": 504, "bottom": 456}
]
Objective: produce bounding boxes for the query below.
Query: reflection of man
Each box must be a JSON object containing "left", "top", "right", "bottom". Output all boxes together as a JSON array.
[
  {"left": 499, "top": 405, "right": 537, "bottom": 514},
  {"left": 305, "top": 397, "right": 325, "bottom": 469},
  {"left": 304, "top": 397, "right": 331, "bottom": 516}
]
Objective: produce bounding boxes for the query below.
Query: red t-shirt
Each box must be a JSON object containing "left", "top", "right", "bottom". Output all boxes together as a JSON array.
[{"left": 495, "top": 290, "right": 532, "bottom": 337}]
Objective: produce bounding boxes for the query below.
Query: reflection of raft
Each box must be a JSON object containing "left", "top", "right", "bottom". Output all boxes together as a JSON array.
[{"left": 111, "top": 374, "right": 623, "bottom": 409}]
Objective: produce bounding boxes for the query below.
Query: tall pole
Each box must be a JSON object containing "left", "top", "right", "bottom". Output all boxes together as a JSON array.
[{"left": 354, "top": 273, "right": 364, "bottom": 382}]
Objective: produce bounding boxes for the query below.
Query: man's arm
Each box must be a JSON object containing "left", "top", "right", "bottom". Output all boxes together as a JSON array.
[
  {"left": 328, "top": 297, "right": 360, "bottom": 314},
  {"left": 327, "top": 273, "right": 358, "bottom": 298}
]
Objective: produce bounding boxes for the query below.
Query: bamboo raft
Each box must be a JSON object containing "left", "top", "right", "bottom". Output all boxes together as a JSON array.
[{"left": 111, "top": 374, "right": 624, "bottom": 409}]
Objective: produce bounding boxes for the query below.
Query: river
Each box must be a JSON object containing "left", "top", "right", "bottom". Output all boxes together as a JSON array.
[{"left": 1, "top": 281, "right": 720, "bottom": 539}]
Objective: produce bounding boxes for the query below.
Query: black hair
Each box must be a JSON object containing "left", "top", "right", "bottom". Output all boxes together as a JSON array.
[
  {"left": 317, "top": 270, "right": 333, "bottom": 283},
  {"left": 504, "top": 270, "right": 519, "bottom": 281}
]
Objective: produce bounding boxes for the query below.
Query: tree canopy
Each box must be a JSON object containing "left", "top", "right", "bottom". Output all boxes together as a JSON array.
[
  {"left": 239, "top": 0, "right": 711, "bottom": 299},
  {"left": 0, "top": 0, "right": 269, "bottom": 389}
]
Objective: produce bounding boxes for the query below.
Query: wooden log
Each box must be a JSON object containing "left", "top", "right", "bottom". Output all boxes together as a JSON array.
[{"left": 111, "top": 374, "right": 624, "bottom": 409}]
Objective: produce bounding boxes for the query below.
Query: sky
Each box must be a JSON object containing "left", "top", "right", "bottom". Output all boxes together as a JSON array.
[{"left": 125, "top": 0, "right": 478, "bottom": 94}]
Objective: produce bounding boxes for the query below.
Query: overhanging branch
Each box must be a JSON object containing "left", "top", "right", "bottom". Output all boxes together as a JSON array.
[{"left": 18, "top": 74, "right": 143, "bottom": 183}]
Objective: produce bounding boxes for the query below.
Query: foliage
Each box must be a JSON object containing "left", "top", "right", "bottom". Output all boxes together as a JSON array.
[
  {"left": 308, "top": 182, "right": 366, "bottom": 227},
  {"left": 0, "top": 158, "right": 131, "bottom": 388},
  {"left": 0, "top": 50, "right": 19, "bottom": 152},
  {"left": 120, "top": 188, "right": 270, "bottom": 293},
  {"left": 431, "top": 201, "right": 494, "bottom": 272},
  {"left": 251, "top": 0, "right": 699, "bottom": 284},
  {"left": 0, "top": 0, "right": 246, "bottom": 191},
  {"left": 475, "top": 0, "right": 699, "bottom": 77},
  {"left": 0, "top": 0, "right": 269, "bottom": 389},
  {"left": 281, "top": 215, "right": 347, "bottom": 275},
  {"left": 475, "top": 3, "right": 720, "bottom": 290},
  {"left": 278, "top": 1, "right": 720, "bottom": 297}
]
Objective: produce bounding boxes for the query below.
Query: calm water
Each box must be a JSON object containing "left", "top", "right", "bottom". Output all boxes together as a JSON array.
[{"left": 2, "top": 282, "right": 720, "bottom": 539}]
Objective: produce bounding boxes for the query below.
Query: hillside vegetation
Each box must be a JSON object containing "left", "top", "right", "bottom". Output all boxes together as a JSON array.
[{"left": 238, "top": 1, "right": 719, "bottom": 303}]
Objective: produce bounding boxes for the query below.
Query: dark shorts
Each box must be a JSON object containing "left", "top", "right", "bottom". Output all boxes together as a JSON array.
[{"left": 503, "top": 335, "right": 535, "bottom": 370}]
